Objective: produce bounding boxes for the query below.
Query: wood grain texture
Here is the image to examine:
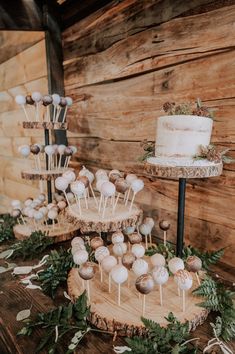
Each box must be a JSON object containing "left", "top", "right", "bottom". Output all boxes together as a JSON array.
[{"left": 63, "top": 0, "right": 235, "bottom": 267}]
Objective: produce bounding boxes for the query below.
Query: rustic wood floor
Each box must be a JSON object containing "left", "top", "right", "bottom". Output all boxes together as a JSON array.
[{"left": 0, "top": 243, "right": 234, "bottom": 354}]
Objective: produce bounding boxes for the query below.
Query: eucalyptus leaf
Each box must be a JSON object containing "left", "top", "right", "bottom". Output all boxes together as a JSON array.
[{"left": 16, "top": 309, "right": 31, "bottom": 321}]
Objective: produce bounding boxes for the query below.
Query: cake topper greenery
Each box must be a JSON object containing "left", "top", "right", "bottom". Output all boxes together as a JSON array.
[
  {"left": 194, "top": 144, "right": 234, "bottom": 164},
  {"left": 163, "top": 98, "right": 214, "bottom": 119}
]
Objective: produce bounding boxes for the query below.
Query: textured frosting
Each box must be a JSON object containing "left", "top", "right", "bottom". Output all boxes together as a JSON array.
[{"left": 155, "top": 115, "right": 213, "bottom": 159}]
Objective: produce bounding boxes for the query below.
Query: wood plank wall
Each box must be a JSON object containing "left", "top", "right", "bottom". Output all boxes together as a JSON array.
[
  {"left": 0, "top": 31, "right": 48, "bottom": 213},
  {"left": 62, "top": 0, "right": 235, "bottom": 267}
]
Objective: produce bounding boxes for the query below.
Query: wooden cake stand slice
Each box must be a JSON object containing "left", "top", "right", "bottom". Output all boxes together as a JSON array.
[
  {"left": 66, "top": 197, "right": 143, "bottom": 233},
  {"left": 68, "top": 266, "right": 208, "bottom": 337},
  {"left": 23, "top": 121, "right": 68, "bottom": 130},
  {"left": 21, "top": 168, "right": 74, "bottom": 181}
]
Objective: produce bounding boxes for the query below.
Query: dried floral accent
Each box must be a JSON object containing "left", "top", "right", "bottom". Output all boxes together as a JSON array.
[
  {"left": 163, "top": 98, "right": 214, "bottom": 119},
  {"left": 138, "top": 140, "right": 155, "bottom": 162},
  {"left": 195, "top": 145, "right": 234, "bottom": 164}
]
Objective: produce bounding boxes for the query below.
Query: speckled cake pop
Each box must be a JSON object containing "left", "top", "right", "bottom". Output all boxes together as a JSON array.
[
  {"left": 151, "top": 253, "right": 166, "bottom": 267},
  {"left": 185, "top": 255, "right": 202, "bottom": 285},
  {"left": 90, "top": 237, "right": 104, "bottom": 250},
  {"left": 73, "top": 249, "right": 89, "bottom": 265},
  {"left": 174, "top": 269, "right": 193, "bottom": 312},
  {"left": 122, "top": 252, "right": 136, "bottom": 270},
  {"left": 132, "top": 259, "right": 148, "bottom": 277},
  {"left": 128, "top": 232, "right": 142, "bottom": 244},
  {"left": 168, "top": 257, "right": 184, "bottom": 274},
  {"left": 113, "top": 242, "right": 127, "bottom": 258},
  {"left": 111, "top": 231, "right": 124, "bottom": 244},
  {"left": 152, "top": 265, "right": 169, "bottom": 306}
]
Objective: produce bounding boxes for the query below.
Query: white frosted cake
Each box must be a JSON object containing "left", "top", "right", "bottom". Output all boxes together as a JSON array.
[{"left": 147, "top": 115, "right": 214, "bottom": 167}]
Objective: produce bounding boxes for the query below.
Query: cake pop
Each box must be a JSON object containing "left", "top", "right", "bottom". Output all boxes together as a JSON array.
[
  {"left": 71, "top": 181, "right": 85, "bottom": 215},
  {"left": 52, "top": 93, "right": 60, "bottom": 122},
  {"left": 90, "top": 236, "right": 104, "bottom": 250},
  {"left": 111, "top": 264, "right": 128, "bottom": 306},
  {"left": 124, "top": 174, "right": 137, "bottom": 204},
  {"left": 77, "top": 176, "right": 89, "bottom": 208},
  {"left": 63, "top": 170, "right": 76, "bottom": 183},
  {"left": 42, "top": 95, "right": 52, "bottom": 121},
  {"left": 185, "top": 256, "right": 202, "bottom": 285},
  {"left": 62, "top": 97, "right": 73, "bottom": 123},
  {"left": 15, "top": 95, "right": 29, "bottom": 121},
  {"left": 71, "top": 237, "right": 85, "bottom": 248},
  {"left": 128, "top": 232, "right": 142, "bottom": 245},
  {"left": 151, "top": 253, "right": 166, "bottom": 267},
  {"left": 57, "top": 200, "right": 67, "bottom": 211},
  {"left": 78, "top": 262, "right": 95, "bottom": 301},
  {"left": 95, "top": 246, "right": 110, "bottom": 282},
  {"left": 73, "top": 249, "right": 89, "bottom": 266},
  {"left": 113, "top": 178, "right": 128, "bottom": 213},
  {"left": 131, "top": 244, "right": 145, "bottom": 258},
  {"left": 10, "top": 209, "right": 22, "bottom": 223},
  {"left": 122, "top": 252, "right": 136, "bottom": 270},
  {"left": 129, "top": 179, "right": 144, "bottom": 211},
  {"left": 101, "top": 255, "right": 117, "bottom": 292},
  {"left": 18, "top": 145, "right": 30, "bottom": 158},
  {"left": 159, "top": 220, "right": 170, "bottom": 246},
  {"left": 132, "top": 259, "right": 148, "bottom": 277},
  {"left": 135, "top": 274, "right": 154, "bottom": 316},
  {"left": 111, "top": 231, "right": 124, "bottom": 244},
  {"left": 30, "top": 144, "right": 41, "bottom": 171},
  {"left": 174, "top": 269, "right": 193, "bottom": 312},
  {"left": 24, "top": 198, "right": 33, "bottom": 207},
  {"left": 152, "top": 266, "right": 169, "bottom": 306},
  {"left": 26, "top": 94, "right": 34, "bottom": 105},
  {"left": 45, "top": 145, "right": 55, "bottom": 170},
  {"left": 64, "top": 147, "right": 73, "bottom": 169},
  {"left": 139, "top": 223, "right": 152, "bottom": 248},
  {"left": 11, "top": 199, "right": 21, "bottom": 209},
  {"left": 100, "top": 181, "right": 116, "bottom": 218},
  {"left": 144, "top": 217, "right": 155, "bottom": 229},
  {"left": 123, "top": 226, "right": 136, "bottom": 236},
  {"left": 57, "top": 144, "right": 66, "bottom": 169},
  {"left": 168, "top": 257, "right": 184, "bottom": 274},
  {"left": 113, "top": 242, "right": 127, "bottom": 258},
  {"left": 32, "top": 91, "right": 42, "bottom": 121},
  {"left": 55, "top": 176, "right": 70, "bottom": 206}
]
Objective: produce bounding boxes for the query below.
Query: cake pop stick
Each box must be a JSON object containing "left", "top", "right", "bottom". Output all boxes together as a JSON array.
[
  {"left": 48, "top": 208, "right": 58, "bottom": 231},
  {"left": 62, "top": 97, "right": 73, "bottom": 123},
  {"left": 139, "top": 223, "right": 152, "bottom": 248},
  {"left": 135, "top": 274, "right": 154, "bottom": 316},
  {"left": 64, "top": 147, "right": 73, "bottom": 169},
  {"left": 174, "top": 269, "right": 193, "bottom": 312},
  {"left": 57, "top": 145, "right": 66, "bottom": 169},
  {"left": 30, "top": 144, "right": 41, "bottom": 171},
  {"left": 185, "top": 255, "right": 202, "bottom": 285},
  {"left": 18, "top": 145, "right": 30, "bottom": 159},
  {"left": 55, "top": 177, "right": 70, "bottom": 206},
  {"left": 55, "top": 97, "right": 67, "bottom": 122},
  {"left": 42, "top": 95, "right": 53, "bottom": 122},
  {"left": 122, "top": 252, "right": 136, "bottom": 288},
  {"left": 152, "top": 266, "right": 169, "bottom": 306},
  {"left": 124, "top": 174, "right": 137, "bottom": 205},
  {"left": 45, "top": 145, "right": 55, "bottom": 170},
  {"left": 71, "top": 181, "right": 85, "bottom": 216},
  {"left": 129, "top": 179, "right": 144, "bottom": 211},
  {"left": 90, "top": 236, "right": 104, "bottom": 250},
  {"left": 15, "top": 95, "right": 30, "bottom": 121},
  {"left": 101, "top": 255, "right": 117, "bottom": 293},
  {"left": 95, "top": 246, "right": 110, "bottom": 282},
  {"left": 111, "top": 264, "right": 128, "bottom": 306},
  {"left": 168, "top": 257, "right": 185, "bottom": 296},
  {"left": 100, "top": 182, "right": 116, "bottom": 218},
  {"left": 78, "top": 262, "right": 95, "bottom": 302},
  {"left": 32, "top": 92, "right": 42, "bottom": 121},
  {"left": 113, "top": 179, "right": 128, "bottom": 214},
  {"left": 159, "top": 220, "right": 170, "bottom": 246}
]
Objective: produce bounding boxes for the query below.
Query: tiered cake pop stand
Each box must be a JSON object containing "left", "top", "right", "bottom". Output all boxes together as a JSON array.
[
  {"left": 68, "top": 254, "right": 208, "bottom": 337},
  {"left": 66, "top": 197, "right": 143, "bottom": 233},
  {"left": 145, "top": 157, "right": 223, "bottom": 256},
  {"left": 14, "top": 118, "right": 77, "bottom": 242}
]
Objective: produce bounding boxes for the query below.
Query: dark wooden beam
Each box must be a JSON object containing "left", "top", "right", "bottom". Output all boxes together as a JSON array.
[{"left": 59, "top": 0, "right": 114, "bottom": 30}]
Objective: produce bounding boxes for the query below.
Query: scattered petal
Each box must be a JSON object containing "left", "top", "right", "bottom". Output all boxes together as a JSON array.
[
  {"left": 16, "top": 309, "right": 31, "bottom": 321},
  {"left": 25, "top": 284, "right": 42, "bottom": 290},
  {"left": 55, "top": 325, "right": 59, "bottom": 343},
  {"left": 113, "top": 346, "right": 132, "bottom": 353},
  {"left": 13, "top": 266, "right": 33, "bottom": 275},
  {"left": 0, "top": 249, "right": 14, "bottom": 259},
  {"left": 63, "top": 291, "right": 71, "bottom": 301}
]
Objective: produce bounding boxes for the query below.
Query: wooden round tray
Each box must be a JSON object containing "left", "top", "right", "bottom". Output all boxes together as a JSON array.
[
  {"left": 66, "top": 197, "right": 143, "bottom": 233},
  {"left": 23, "top": 121, "right": 68, "bottom": 130},
  {"left": 68, "top": 266, "right": 208, "bottom": 337},
  {"left": 13, "top": 221, "right": 78, "bottom": 243},
  {"left": 145, "top": 159, "right": 223, "bottom": 179},
  {"left": 21, "top": 168, "right": 73, "bottom": 181}
]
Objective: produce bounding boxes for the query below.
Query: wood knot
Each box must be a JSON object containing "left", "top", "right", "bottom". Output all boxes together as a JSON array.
[{"left": 162, "top": 80, "right": 169, "bottom": 90}]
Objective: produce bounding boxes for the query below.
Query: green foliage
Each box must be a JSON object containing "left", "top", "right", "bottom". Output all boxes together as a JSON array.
[
  {"left": 38, "top": 248, "right": 74, "bottom": 298},
  {"left": 10, "top": 230, "right": 53, "bottom": 260},
  {"left": 18, "top": 291, "right": 90, "bottom": 354},
  {"left": 125, "top": 312, "right": 197, "bottom": 354},
  {"left": 138, "top": 140, "right": 155, "bottom": 162},
  {"left": 0, "top": 214, "right": 17, "bottom": 243},
  {"left": 162, "top": 99, "right": 214, "bottom": 119},
  {"left": 145, "top": 243, "right": 175, "bottom": 262},
  {"left": 193, "top": 276, "right": 235, "bottom": 341},
  {"left": 182, "top": 245, "right": 224, "bottom": 270}
]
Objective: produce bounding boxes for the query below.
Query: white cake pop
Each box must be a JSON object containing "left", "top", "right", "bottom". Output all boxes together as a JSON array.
[
  {"left": 57, "top": 200, "right": 67, "bottom": 210},
  {"left": 131, "top": 179, "right": 144, "bottom": 193},
  {"left": 132, "top": 259, "right": 148, "bottom": 276},
  {"left": 62, "top": 170, "right": 76, "bottom": 183},
  {"left": 152, "top": 266, "right": 169, "bottom": 285},
  {"left": 15, "top": 95, "right": 26, "bottom": 105},
  {"left": 73, "top": 249, "right": 88, "bottom": 265},
  {"left": 113, "top": 242, "right": 127, "bottom": 257},
  {"left": 55, "top": 177, "right": 69, "bottom": 191},
  {"left": 79, "top": 166, "right": 89, "bottom": 177},
  {"left": 123, "top": 226, "right": 136, "bottom": 235},
  {"left": 47, "top": 203, "right": 56, "bottom": 210},
  {"left": 38, "top": 193, "right": 46, "bottom": 202},
  {"left": 67, "top": 192, "right": 75, "bottom": 202},
  {"left": 71, "top": 244, "right": 86, "bottom": 255},
  {"left": 139, "top": 223, "right": 152, "bottom": 236},
  {"left": 71, "top": 237, "right": 85, "bottom": 248},
  {"left": 151, "top": 253, "right": 166, "bottom": 267},
  {"left": 28, "top": 209, "right": 35, "bottom": 218},
  {"left": 96, "top": 179, "right": 106, "bottom": 192},
  {"left": 131, "top": 244, "right": 145, "bottom": 258},
  {"left": 18, "top": 145, "right": 30, "bottom": 157},
  {"left": 52, "top": 93, "right": 60, "bottom": 105},
  {"left": 58, "top": 144, "right": 66, "bottom": 155},
  {"left": 48, "top": 209, "right": 58, "bottom": 220},
  {"left": 144, "top": 217, "right": 155, "bottom": 229},
  {"left": 95, "top": 246, "right": 110, "bottom": 263},
  {"left": 125, "top": 174, "right": 137, "bottom": 185},
  {"left": 32, "top": 91, "right": 42, "bottom": 102},
  {"left": 45, "top": 145, "right": 55, "bottom": 156},
  {"left": 111, "top": 231, "right": 124, "bottom": 244},
  {"left": 24, "top": 198, "right": 33, "bottom": 207},
  {"left": 11, "top": 200, "right": 21, "bottom": 209},
  {"left": 168, "top": 257, "right": 185, "bottom": 274},
  {"left": 174, "top": 269, "right": 193, "bottom": 290},
  {"left": 111, "top": 264, "right": 128, "bottom": 284},
  {"left": 71, "top": 181, "right": 85, "bottom": 196},
  {"left": 65, "top": 97, "right": 73, "bottom": 106},
  {"left": 39, "top": 206, "right": 47, "bottom": 216},
  {"left": 101, "top": 255, "right": 117, "bottom": 273},
  {"left": 34, "top": 210, "right": 44, "bottom": 221},
  {"left": 95, "top": 169, "right": 107, "bottom": 178},
  {"left": 69, "top": 146, "right": 77, "bottom": 154}
]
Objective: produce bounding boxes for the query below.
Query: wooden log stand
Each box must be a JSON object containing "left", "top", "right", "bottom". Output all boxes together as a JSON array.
[
  {"left": 23, "top": 121, "right": 68, "bottom": 130},
  {"left": 68, "top": 265, "right": 208, "bottom": 337},
  {"left": 21, "top": 168, "right": 74, "bottom": 181},
  {"left": 66, "top": 197, "right": 143, "bottom": 233}
]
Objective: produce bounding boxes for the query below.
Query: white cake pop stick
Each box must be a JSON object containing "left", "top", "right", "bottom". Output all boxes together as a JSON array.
[
  {"left": 174, "top": 269, "right": 193, "bottom": 312},
  {"left": 135, "top": 274, "right": 154, "bottom": 316},
  {"left": 95, "top": 246, "right": 110, "bottom": 283},
  {"left": 32, "top": 92, "right": 42, "bottom": 121},
  {"left": 100, "top": 182, "right": 116, "bottom": 219},
  {"left": 52, "top": 94, "right": 60, "bottom": 122},
  {"left": 15, "top": 95, "right": 30, "bottom": 121},
  {"left": 62, "top": 97, "right": 73, "bottom": 123},
  {"left": 152, "top": 266, "right": 169, "bottom": 306},
  {"left": 129, "top": 179, "right": 144, "bottom": 211},
  {"left": 111, "top": 265, "right": 128, "bottom": 306}
]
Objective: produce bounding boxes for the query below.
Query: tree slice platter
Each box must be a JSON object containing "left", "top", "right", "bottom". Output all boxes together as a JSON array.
[
  {"left": 145, "top": 158, "right": 223, "bottom": 179},
  {"left": 23, "top": 121, "right": 68, "bottom": 130},
  {"left": 68, "top": 267, "right": 208, "bottom": 337},
  {"left": 21, "top": 168, "right": 74, "bottom": 181},
  {"left": 66, "top": 197, "right": 143, "bottom": 233},
  {"left": 13, "top": 221, "right": 78, "bottom": 243}
]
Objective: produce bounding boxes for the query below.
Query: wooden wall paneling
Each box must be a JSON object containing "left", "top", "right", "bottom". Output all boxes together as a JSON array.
[{"left": 63, "top": 0, "right": 235, "bottom": 267}]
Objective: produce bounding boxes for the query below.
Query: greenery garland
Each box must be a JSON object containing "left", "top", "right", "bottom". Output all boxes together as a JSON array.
[{"left": 0, "top": 214, "right": 17, "bottom": 243}]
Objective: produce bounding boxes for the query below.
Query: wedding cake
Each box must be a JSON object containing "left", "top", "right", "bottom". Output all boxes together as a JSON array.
[{"left": 147, "top": 114, "right": 214, "bottom": 167}]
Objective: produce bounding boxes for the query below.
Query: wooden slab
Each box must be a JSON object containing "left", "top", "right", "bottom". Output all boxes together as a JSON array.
[
  {"left": 13, "top": 220, "right": 79, "bottom": 243},
  {"left": 68, "top": 266, "right": 208, "bottom": 337},
  {"left": 66, "top": 197, "right": 143, "bottom": 233},
  {"left": 23, "top": 121, "right": 68, "bottom": 130},
  {"left": 21, "top": 168, "right": 74, "bottom": 181},
  {"left": 145, "top": 159, "right": 223, "bottom": 179}
]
